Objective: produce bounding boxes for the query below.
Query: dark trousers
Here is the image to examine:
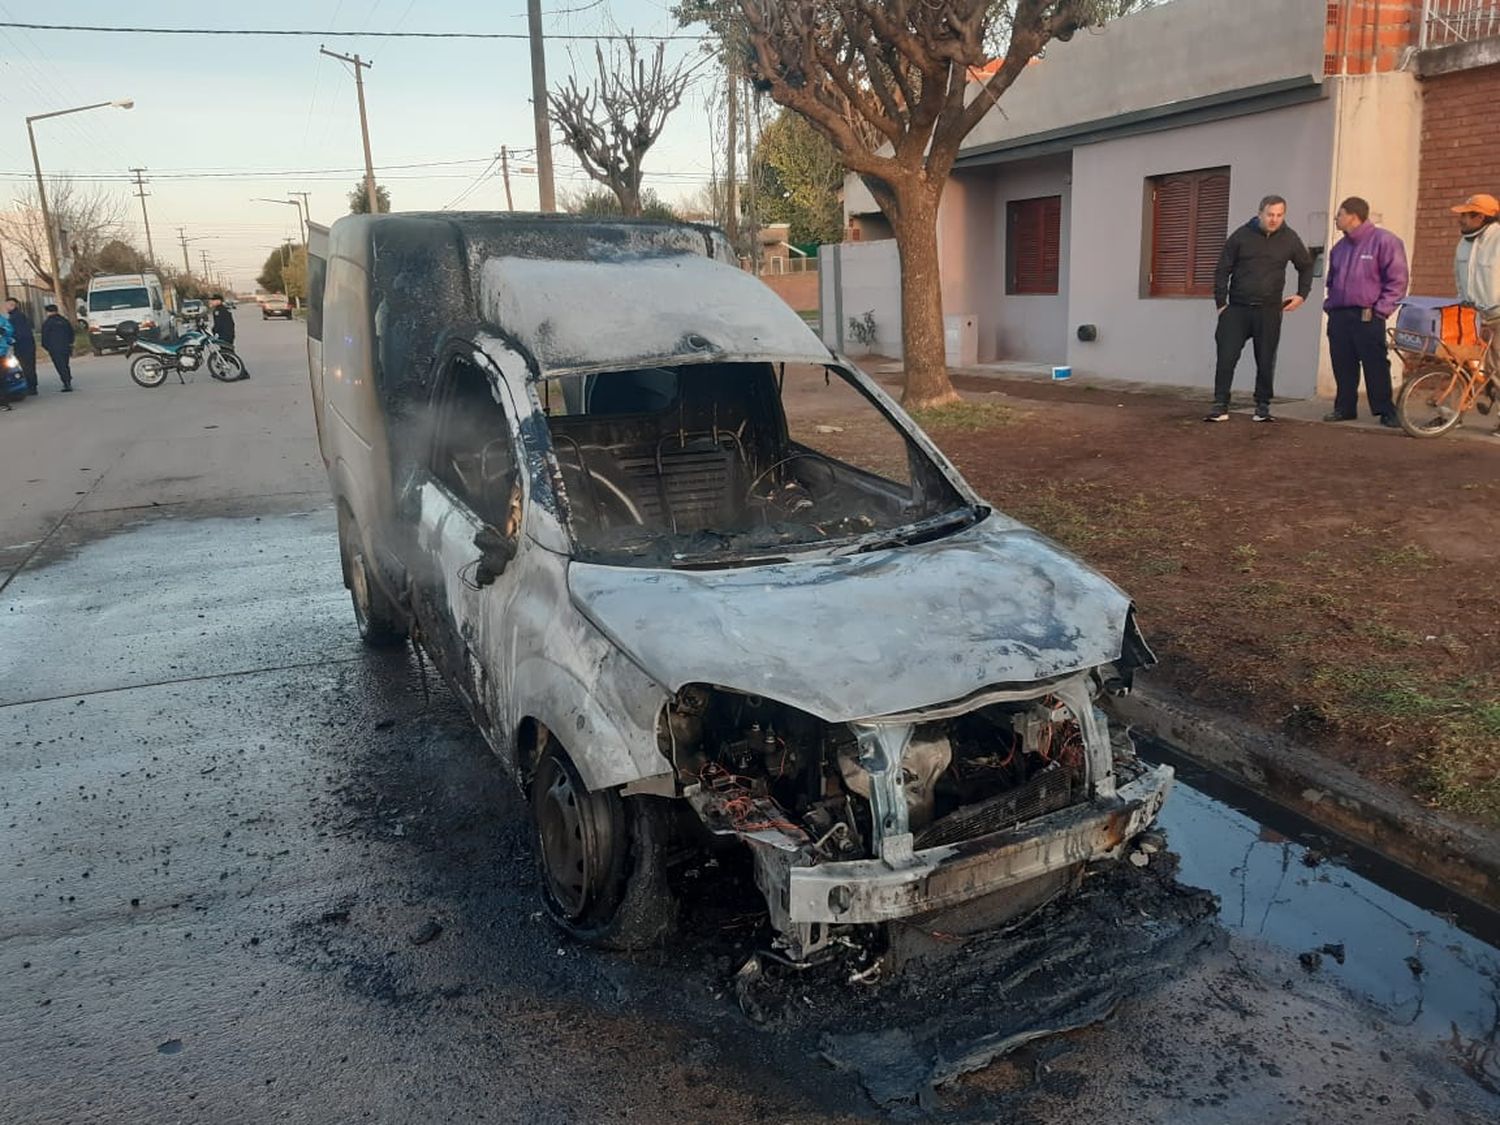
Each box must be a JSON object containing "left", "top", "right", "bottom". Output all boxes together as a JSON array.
[
  {"left": 47, "top": 348, "right": 71, "bottom": 387},
  {"left": 17, "top": 345, "right": 36, "bottom": 393},
  {"left": 1327, "top": 307, "right": 1393, "bottom": 418},
  {"left": 1213, "top": 304, "right": 1283, "bottom": 408}
]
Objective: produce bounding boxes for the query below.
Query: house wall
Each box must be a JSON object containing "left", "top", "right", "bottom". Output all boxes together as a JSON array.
[
  {"left": 939, "top": 157, "right": 1072, "bottom": 364},
  {"left": 759, "top": 271, "right": 819, "bottom": 314},
  {"left": 1410, "top": 62, "right": 1500, "bottom": 297},
  {"left": 1067, "top": 97, "right": 1337, "bottom": 398}
]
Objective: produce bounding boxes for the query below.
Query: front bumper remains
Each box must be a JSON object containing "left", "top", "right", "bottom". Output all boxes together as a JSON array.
[{"left": 780, "top": 766, "right": 1174, "bottom": 927}]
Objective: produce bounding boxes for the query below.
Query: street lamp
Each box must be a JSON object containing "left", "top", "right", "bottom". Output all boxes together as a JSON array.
[
  {"left": 252, "top": 197, "right": 309, "bottom": 307},
  {"left": 26, "top": 98, "right": 134, "bottom": 313}
]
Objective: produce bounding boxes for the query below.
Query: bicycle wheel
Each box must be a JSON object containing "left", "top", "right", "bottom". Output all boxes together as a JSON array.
[{"left": 1397, "top": 366, "right": 1470, "bottom": 438}]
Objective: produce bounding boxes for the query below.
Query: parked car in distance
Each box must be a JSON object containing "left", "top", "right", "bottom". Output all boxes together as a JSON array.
[
  {"left": 306, "top": 214, "right": 1173, "bottom": 962},
  {"left": 179, "top": 299, "right": 206, "bottom": 322},
  {"left": 261, "top": 294, "right": 293, "bottom": 320}
]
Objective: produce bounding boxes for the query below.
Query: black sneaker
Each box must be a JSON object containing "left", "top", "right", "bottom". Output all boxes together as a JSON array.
[
  {"left": 1378, "top": 413, "right": 1400, "bottom": 428},
  {"left": 1322, "top": 411, "right": 1354, "bottom": 422},
  {"left": 60, "top": 384, "right": 73, "bottom": 393},
  {"left": 1252, "top": 407, "right": 1274, "bottom": 423},
  {"left": 1203, "top": 407, "right": 1230, "bottom": 423}
]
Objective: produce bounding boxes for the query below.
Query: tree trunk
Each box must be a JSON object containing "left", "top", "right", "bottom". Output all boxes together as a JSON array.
[
  {"left": 887, "top": 181, "right": 958, "bottom": 410},
  {"left": 724, "top": 69, "right": 740, "bottom": 248}
]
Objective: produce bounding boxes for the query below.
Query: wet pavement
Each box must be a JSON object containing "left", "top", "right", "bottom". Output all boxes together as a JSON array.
[
  {"left": 2, "top": 321, "right": 1498, "bottom": 1122},
  {"left": 3, "top": 504, "right": 1498, "bottom": 1123}
]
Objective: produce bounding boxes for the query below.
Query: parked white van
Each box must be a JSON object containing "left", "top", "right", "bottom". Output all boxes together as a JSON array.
[{"left": 86, "top": 273, "right": 175, "bottom": 355}]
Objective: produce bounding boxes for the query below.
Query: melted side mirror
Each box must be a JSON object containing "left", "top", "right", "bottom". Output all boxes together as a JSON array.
[{"left": 473, "top": 524, "right": 516, "bottom": 587}]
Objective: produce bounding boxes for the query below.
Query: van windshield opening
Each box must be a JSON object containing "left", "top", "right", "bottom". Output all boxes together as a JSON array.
[
  {"left": 89, "top": 288, "right": 149, "bottom": 312},
  {"left": 542, "top": 362, "right": 975, "bottom": 567}
]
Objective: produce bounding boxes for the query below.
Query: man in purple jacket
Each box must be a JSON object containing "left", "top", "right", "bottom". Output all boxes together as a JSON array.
[{"left": 1323, "top": 196, "right": 1409, "bottom": 426}]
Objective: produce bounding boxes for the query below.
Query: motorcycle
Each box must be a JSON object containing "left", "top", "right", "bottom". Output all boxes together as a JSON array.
[{"left": 118, "top": 319, "right": 245, "bottom": 388}]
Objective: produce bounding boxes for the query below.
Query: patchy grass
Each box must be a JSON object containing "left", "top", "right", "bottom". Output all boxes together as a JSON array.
[
  {"left": 912, "top": 400, "right": 1021, "bottom": 431},
  {"left": 1371, "top": 543, "right": 1436, "bottom": 569}
]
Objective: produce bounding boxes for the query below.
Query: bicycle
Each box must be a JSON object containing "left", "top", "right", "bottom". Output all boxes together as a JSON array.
[{"left": 1391, "top": 328, "right": 1495, "bottom": 439}]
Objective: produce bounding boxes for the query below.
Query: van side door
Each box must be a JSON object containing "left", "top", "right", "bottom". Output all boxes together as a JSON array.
[{"left": 408, "top": 350, "right": 524, "bottom": 734}]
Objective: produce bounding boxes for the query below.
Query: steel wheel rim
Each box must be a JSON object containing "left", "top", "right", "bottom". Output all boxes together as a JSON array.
[
  {"left": 537, "top": 764, "right": 592, "bottom": 919},
  {"left": 1407, "top": 369, "right": 1466, "bottom": 432},
  {"left": 349, "top": 549, "right": 372, "bottom": 633},
  {"left": 137, "top": 359, "right": 165, "bottom": 385}
]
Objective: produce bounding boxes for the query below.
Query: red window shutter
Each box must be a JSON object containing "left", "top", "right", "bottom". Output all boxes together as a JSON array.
[
  {"left": 1192, "top": 173, "right": 1230, "bottom": 293},
  {"left": 1150, "top": 167, "right": 1230, "bottom": 297},
  {"left": 1008, "top": 195, "right": 1061, "bottom": 295}
]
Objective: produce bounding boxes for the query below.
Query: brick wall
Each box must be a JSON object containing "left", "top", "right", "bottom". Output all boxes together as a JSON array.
[
  {"left": 1410, "top": 64, "right": 1500, "bottom": 295},
  {"left": 758, "top": 270, "right": 819, "bottom": 313},
  {"left": 1325, "top": 1, "right": 1421, "bottom": 74}
]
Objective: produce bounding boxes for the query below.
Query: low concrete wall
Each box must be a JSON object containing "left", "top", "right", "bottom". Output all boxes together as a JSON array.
[
  {"left": 759, "top": 271, "right": 819, "bottom": 313},
  {"left": 820, "top": 241, "right": 903, "bottom": 356}
]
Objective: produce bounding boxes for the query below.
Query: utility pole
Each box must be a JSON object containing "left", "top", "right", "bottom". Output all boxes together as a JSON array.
[
  {"left": 500, "top": 146, "right": 514, "bottom": 211},
  {"left": 724, "top": 67, "right": 739, "bottom": 250},
  {"left": 320, "top": 46, "right": 379, "bottom": 214},
  {"left": 177, "top": 227, "right": 192, "bottom": 276},
  {"left": 526, "top": 0, "right": 555, "bottom": 212},
  {"left": 200, "top": 250, "right": 212, "bottom": 282},
  {"left": 129, "top": 167, "right": 157, "bottom": 267},
  {"left": 0, "top": 241, "right": 9, "bottom": 300},
  {"left": 745, "top": 78, "right": 759, "bottom": 276}
]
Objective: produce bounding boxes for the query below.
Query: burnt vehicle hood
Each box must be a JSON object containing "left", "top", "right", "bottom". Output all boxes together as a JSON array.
[{"left": 566, "top": 516, "right": 1134, "bottom": 722}]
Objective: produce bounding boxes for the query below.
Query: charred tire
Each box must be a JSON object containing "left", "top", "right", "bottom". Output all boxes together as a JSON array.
[
  {"left": 338, "top": 510, "right": 407, "bottom": 647},
  {"left": 531, "top": 744, "right": 677, "bottom": 951}
]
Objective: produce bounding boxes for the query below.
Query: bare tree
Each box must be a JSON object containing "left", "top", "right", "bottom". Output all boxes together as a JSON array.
[
  {"left": 549, "top": 37, "right": 695, "bottom": 218},
  {"left": 738, "top": 1, "right": 1143, "bottom": 408},
  {"left": 0, "top": 177, "right": 128, "bottom": 293}
]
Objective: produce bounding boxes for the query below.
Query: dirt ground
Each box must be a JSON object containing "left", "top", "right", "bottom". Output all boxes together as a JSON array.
[{"left": 792, "top": 364, "right": 1500, "bottom": 829}]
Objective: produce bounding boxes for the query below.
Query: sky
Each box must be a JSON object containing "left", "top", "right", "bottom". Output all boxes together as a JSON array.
[{"left": 0, "top": 1, "right": 722, "bottom": 290}]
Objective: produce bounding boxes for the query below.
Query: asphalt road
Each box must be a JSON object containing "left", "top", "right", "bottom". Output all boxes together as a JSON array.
[{"left": 2, "top": 316, "right": 1497, "bottom": 1123}]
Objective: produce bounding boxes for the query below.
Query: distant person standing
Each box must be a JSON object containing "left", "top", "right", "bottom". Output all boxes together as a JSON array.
[
  {"left": 1322, "top": 197, "right": 1408, "bottom": 427},
  {"left": 1205, "top": 195, "right": 1316, "bottom": 423},
  {"left": 5, "top": 297, "right": 37, "bottom": 396},
  {"left": 40, "top": 303, "right": 75, "bottom": 392},
  {"left": 209, "top": 294, "right": 249, "bottom": 379}
]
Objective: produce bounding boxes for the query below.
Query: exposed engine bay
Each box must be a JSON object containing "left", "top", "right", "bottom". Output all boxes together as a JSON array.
[{"left": 662, "top": 675, "right": 1146, "bottom": 959}]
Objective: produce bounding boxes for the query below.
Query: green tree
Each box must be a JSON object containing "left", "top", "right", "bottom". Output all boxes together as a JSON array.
[
  {"left": 347, "top": 180, "right": 391, "bottom": 214},
  {"left": 257, "top": 241, "right": 303, "bottom": 294},
  {"left": 754, "top": 110, "right": 844, "bottom": 245},
  {"left": 563, "top": 187, "right": 681, "bottom": 222},
  {"left": 94, "top": 239, "right": 152, "bottom": 276}
]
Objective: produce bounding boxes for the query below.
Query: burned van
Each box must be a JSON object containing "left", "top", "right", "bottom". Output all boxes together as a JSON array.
[{"left": 306, "top": 213, "right": 1172, "bottom": 960}]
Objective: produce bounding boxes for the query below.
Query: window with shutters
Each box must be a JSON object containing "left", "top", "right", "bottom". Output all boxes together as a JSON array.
[
  {"left": 1006, "top": 195, "right": 1062, "bottom": 296},
  {"left": 1147, "top": 168, "right": 1230, "bottom": 298}
]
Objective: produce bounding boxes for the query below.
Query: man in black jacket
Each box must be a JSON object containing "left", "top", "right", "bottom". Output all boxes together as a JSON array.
[
  {"left": 1206, "top": 195, "right": 1315, "bottom": 423},
  {"left": 209, "top": 294, "right": 250, "bottom": 378},
  {"left": 39, "top": 304, "right": 74, "bottom": 391},
  {"left": 5, "top": 297, "right": 38, "bottom": 395}
]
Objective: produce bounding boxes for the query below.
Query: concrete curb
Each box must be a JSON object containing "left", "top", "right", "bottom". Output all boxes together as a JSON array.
[{"left": 1110, "top": 680, "right": 1500, "bottom": 912}]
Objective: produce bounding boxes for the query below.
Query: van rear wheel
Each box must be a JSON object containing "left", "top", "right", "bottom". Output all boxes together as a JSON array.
[
  {"left": 338, "top": 508, "right": 407, "bottom": 647},
  {"left": 531, "top": 743, "right": 676, "bottom": 950}
]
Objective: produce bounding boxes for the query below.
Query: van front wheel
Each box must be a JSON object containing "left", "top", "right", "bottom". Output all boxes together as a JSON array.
[{"left": 532, "top": 744, "right": 677, "bottom": 951}]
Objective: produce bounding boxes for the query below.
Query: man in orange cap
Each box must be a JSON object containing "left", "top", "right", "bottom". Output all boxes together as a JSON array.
[{"left": 1453, "top": 194, "right": 1500, "bottom": 429}]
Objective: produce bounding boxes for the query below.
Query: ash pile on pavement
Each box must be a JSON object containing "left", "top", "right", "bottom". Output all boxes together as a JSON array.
[{"left": 726, "top": 855, "right": 1223, "bottom": 1112}]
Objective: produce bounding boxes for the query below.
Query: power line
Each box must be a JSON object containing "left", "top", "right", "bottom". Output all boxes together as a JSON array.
[{"left": 6, "top": 21, "right": 711, "bottom": 41}]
